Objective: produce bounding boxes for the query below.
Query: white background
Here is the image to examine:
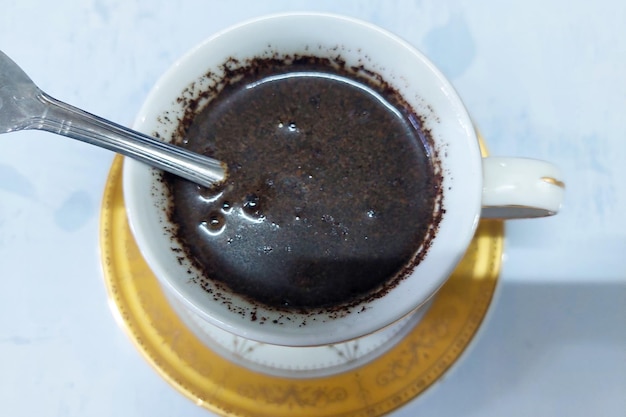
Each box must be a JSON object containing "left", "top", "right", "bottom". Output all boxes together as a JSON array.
[{"left": 1, "top": 1, "right": 624, "bottom": 416}]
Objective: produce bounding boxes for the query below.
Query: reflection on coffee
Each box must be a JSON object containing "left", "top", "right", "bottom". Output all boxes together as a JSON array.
[{"left": 164, "top": 57, "right": 442, "bottom": 310}]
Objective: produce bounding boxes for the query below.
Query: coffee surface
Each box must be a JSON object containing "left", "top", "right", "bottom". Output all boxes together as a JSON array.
[{"left": 165, "top": 59, "right": 440, "bottom": 309}]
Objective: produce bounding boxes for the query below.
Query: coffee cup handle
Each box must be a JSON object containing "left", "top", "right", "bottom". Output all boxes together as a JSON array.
[{"left": 481, "top": 157, "right": 565, "bottom": 219}]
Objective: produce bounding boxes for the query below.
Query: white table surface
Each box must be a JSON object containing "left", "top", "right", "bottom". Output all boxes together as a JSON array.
[{"left": 1, "top": 1, "right": 625, "bottom": 416}]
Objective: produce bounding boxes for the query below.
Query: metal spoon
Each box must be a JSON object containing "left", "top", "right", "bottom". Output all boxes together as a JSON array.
[{"left": 0, "top": 50, "right": 225, "bottom": 187}]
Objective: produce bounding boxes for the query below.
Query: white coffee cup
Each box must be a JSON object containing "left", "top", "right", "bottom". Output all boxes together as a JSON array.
[{"left": 123, "top": 13, "right": 564, "bottom": 347}]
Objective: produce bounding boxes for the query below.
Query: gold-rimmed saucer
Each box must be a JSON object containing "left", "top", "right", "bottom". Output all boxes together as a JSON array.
[{"left": 100, "top": 142, "right": 503, "bottom": 416}]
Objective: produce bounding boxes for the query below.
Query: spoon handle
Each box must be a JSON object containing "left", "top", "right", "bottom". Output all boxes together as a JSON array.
[{"left": 29, "top": 91, "right": 226, "bottom": 187}]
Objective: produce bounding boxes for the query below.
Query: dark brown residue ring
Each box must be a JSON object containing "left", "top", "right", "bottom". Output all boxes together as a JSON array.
[{"left": 154, "top": 50, "right": 445, "bottom": 322}]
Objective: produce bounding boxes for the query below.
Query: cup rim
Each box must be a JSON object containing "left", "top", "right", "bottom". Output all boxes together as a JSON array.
[{"left": 123, "top": 12, "right": 482, "bottom": 346}]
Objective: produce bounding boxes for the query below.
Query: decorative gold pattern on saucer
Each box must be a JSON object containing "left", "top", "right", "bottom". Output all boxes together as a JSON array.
[{"left": 100, "top": 152, "right": 503, "bottom": 416}]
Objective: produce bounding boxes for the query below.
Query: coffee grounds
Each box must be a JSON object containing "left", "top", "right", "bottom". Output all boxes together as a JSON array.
[{"left": 164, "top": 57, "right": 442, "bottom": 310}]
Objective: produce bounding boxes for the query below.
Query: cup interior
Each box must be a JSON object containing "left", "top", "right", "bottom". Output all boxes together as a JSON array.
[{"left": 123, "top": 13, "right": 482, "bottom": 346}]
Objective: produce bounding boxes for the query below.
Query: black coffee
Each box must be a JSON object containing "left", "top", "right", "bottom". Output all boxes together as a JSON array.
[{"left": 164, "top": 58, "right": 442, "bottom": 310}]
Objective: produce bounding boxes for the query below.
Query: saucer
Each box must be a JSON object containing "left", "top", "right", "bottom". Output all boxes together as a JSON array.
[{"left": 100, "top": 139, "right": 503, "bottom": 416}]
